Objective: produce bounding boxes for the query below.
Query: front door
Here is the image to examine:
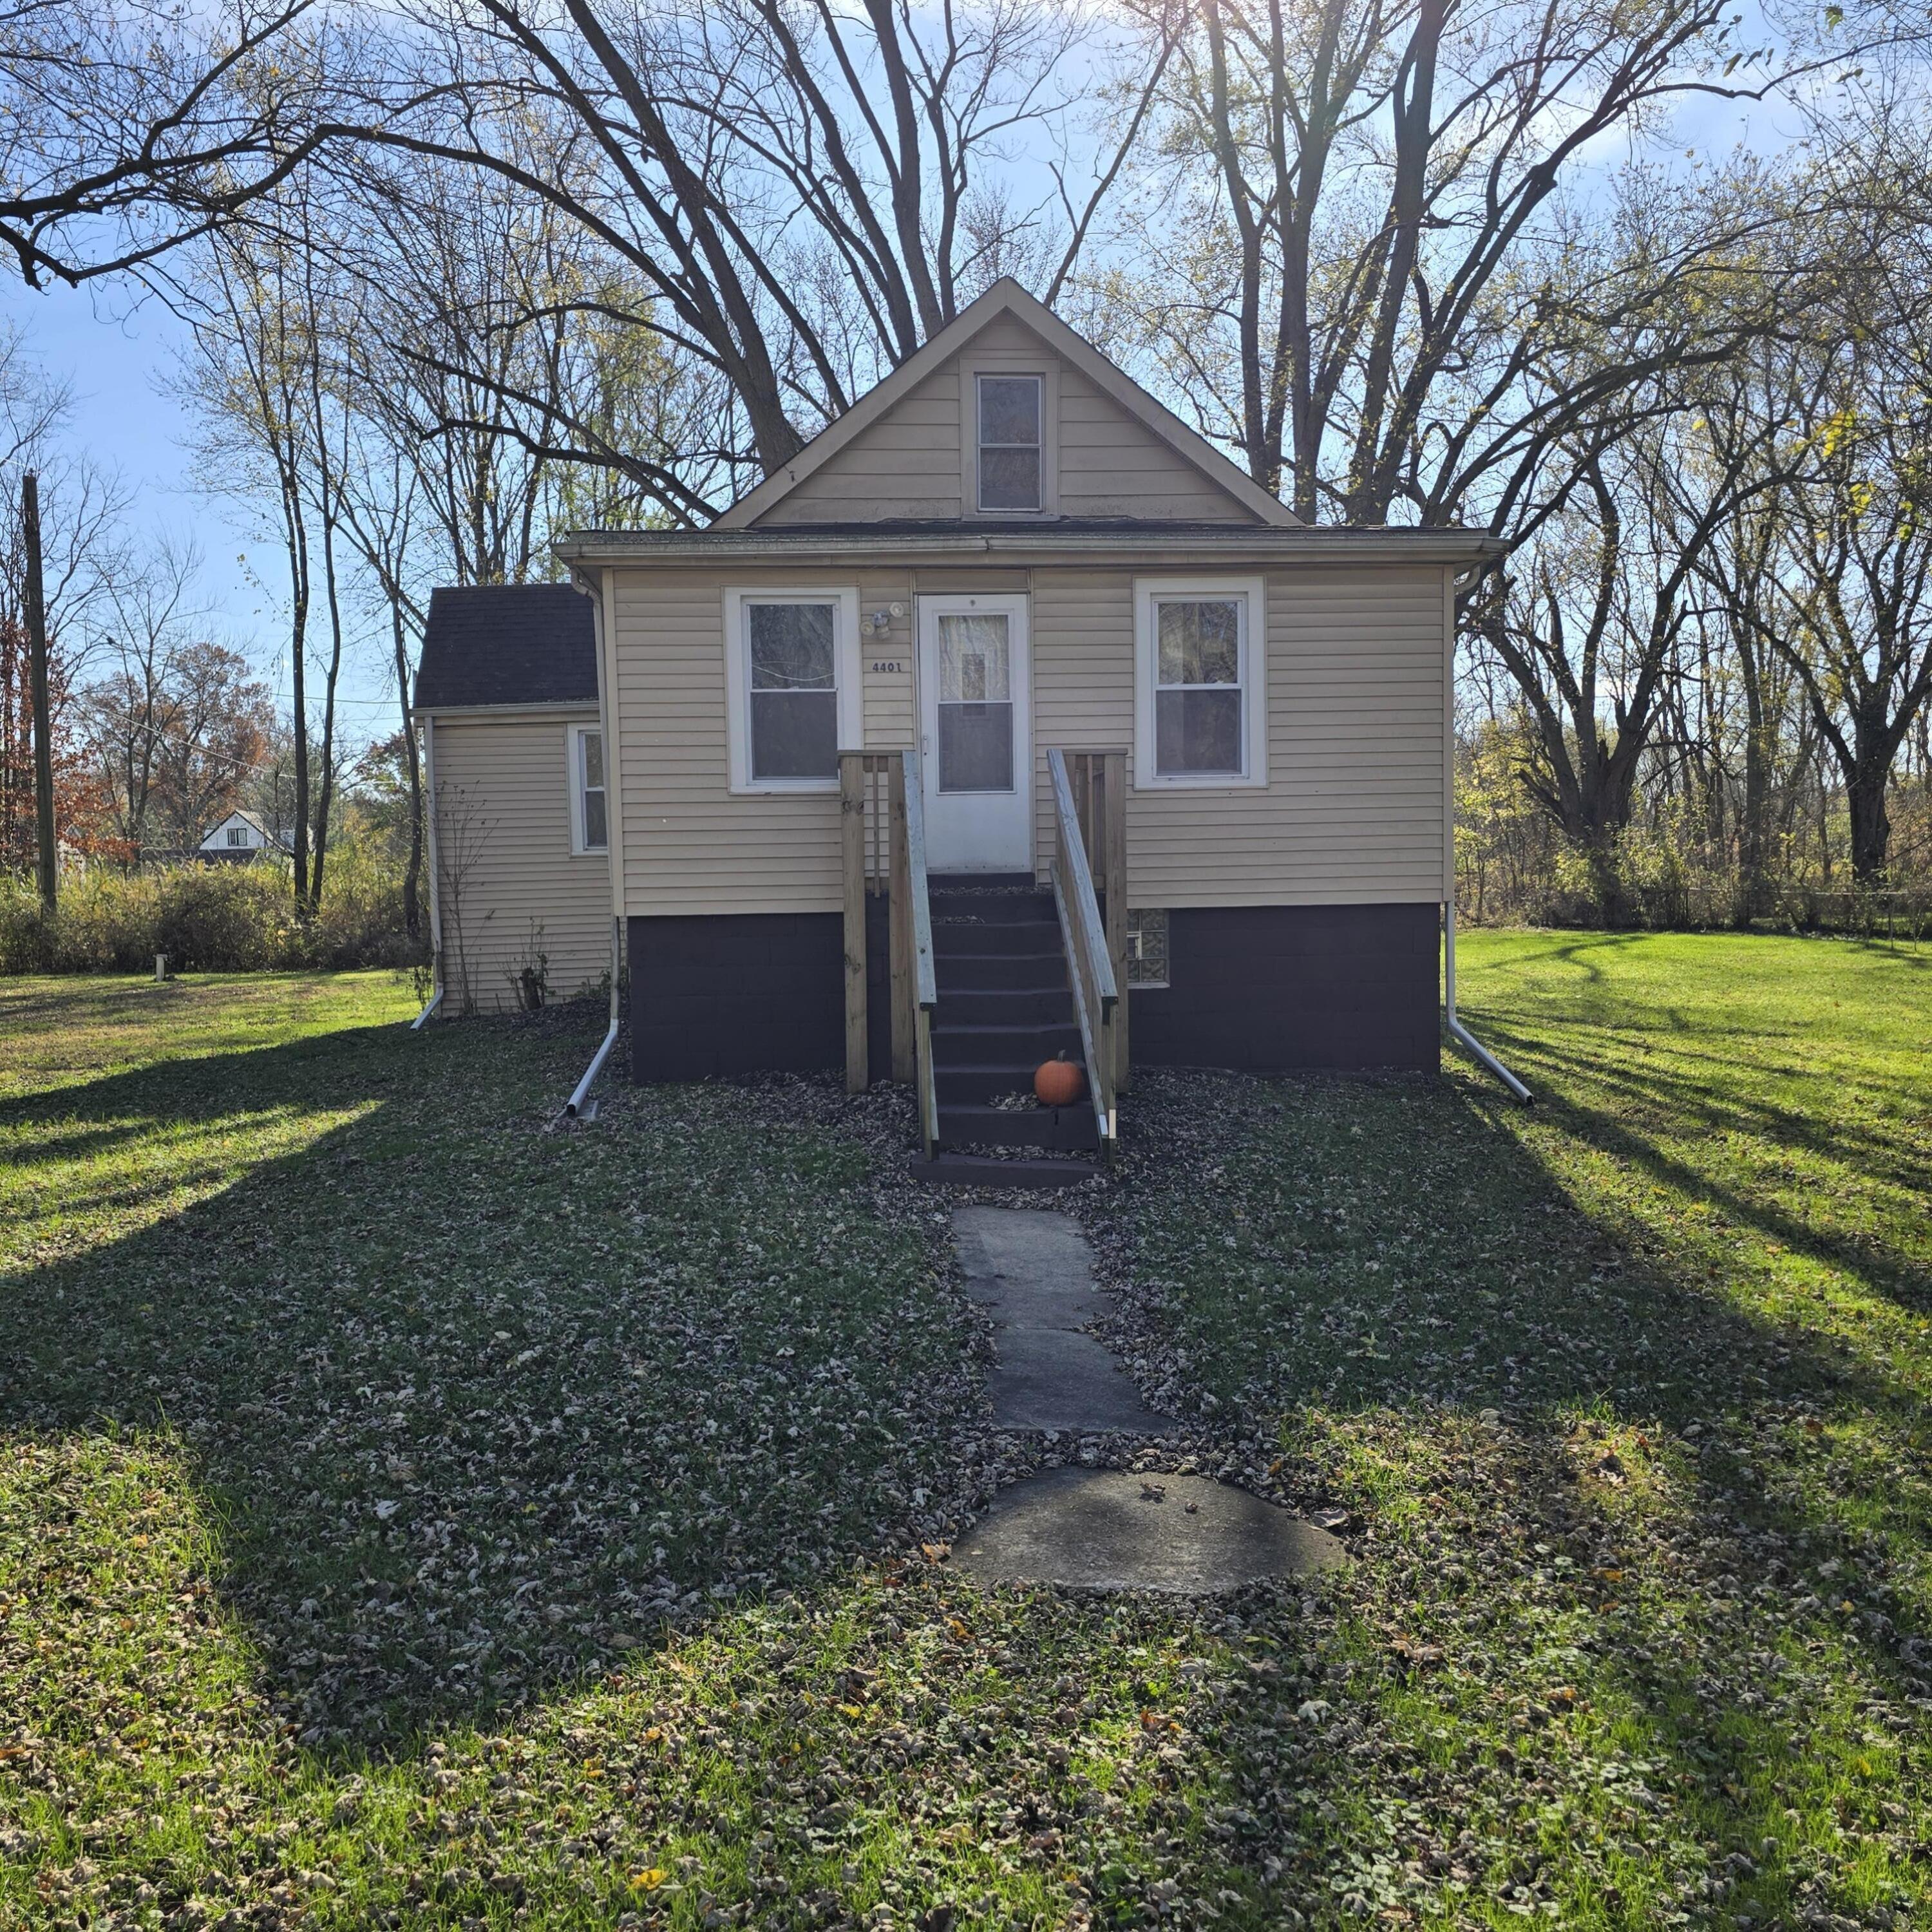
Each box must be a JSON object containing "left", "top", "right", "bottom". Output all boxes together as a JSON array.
[{"left": 918, "top": 593, "right": 1032, "bottom": 873}]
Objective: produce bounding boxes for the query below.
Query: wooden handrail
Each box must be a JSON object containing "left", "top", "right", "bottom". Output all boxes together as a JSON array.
[
  {"left": 840, "top": 746, "right": 938, "bottom": 1157},
  {"left": 1046, "top": 748, "right": 1117, "bottom": 1155},
  {"left": 1058, "top": 748, "right": 1130, "bottom": 1092},
  {"left": 902, "top": 746, "right": 939, "bottom": 1158}
]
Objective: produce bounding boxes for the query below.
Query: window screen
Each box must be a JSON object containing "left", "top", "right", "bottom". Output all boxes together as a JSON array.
[
  {"left": 747, "top": 601, "right": 838, "bottom": 781},
  {"left": 977, "top": 374, "right": 1042, "bottom": 511},
  {"left": 1153, "top": 598, "right": 1244, "bottom": 777},
  {"left": 577, "top": 728, "right": 607, "bottom": 851}
]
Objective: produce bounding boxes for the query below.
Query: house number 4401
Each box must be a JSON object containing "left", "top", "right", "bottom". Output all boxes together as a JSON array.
[{"left": 870, "top": 659, "right": 906, "bottom": 674}]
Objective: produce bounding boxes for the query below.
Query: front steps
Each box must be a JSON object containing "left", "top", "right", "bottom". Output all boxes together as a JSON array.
[{"left": 921, "top": 874, "right": 1100, "bottom": 1184}]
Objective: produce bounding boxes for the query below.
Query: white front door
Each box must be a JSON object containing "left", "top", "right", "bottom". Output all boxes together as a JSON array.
[{"left": 918, "top": 593, "right": 1032, "bottom": 873}]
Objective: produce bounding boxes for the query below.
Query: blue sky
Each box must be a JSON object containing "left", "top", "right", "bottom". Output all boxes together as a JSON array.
[
  {"left": 0, "top": 52, "right": 1808, "bottom": 759},
  {"left": 0, "top": 274, "right": 404, "bottom": 743}
]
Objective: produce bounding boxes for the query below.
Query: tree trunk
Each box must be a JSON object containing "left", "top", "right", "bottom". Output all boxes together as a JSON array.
[
  {"left": 393, "top": 602, "right": 424, "bottom": 943},
  {"left": 1846, "top": 747, "right": 1892, "bottom": 886}
]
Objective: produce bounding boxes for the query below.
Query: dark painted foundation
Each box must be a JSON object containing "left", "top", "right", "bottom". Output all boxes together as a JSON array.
[
  {"left": 629, "top": 904, "right": 891, "bottom": 1083},
  {"left": 1130, "top": 903, "right": 1440, "bottom": 1072},
  {"left": 629, "top": 900, "right": 1438, "bottom": 1083}
]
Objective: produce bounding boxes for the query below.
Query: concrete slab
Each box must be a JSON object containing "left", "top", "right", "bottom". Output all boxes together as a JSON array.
[
  {"left": 951, "top": 1468, "right": 1347, "bottom": 1593},
  {"left": 953, "top": 1205, "right": 1174, "bottom": 1435}
]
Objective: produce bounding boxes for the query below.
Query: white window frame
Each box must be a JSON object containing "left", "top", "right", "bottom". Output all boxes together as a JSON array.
[
  {"left": 723, "top": 585, "right": 862, "bottom": 795},
  {"left": 567, "top": 721, "right": 608, "bottom": 854},
  {"left": 1133, "top": 576, "right": 1267, "bottom": 790},
  {"left": 225, "top": 824, "right": 249, "bottom": 848},
  {"left": 959, "top": 355, "right": 1058, "bottom": 518}
]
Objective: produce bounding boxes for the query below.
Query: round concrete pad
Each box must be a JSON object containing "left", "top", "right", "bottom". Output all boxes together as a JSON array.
[{"left": 950, "top": 1468, "right": 1347, "bottom": 1595}]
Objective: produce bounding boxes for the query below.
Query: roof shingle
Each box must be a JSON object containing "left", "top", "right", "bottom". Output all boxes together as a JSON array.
[{"left": 414, "top": 584, "right": 598, "bottom": 712}]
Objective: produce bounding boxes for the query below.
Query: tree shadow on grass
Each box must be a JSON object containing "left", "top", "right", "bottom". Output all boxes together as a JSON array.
[
  {"left": 1092, "top": 1065, "right": 1932, "bottom": 1924},
  {"left": 1, "top": 1015, "right": 985, "bottom": 1758}
]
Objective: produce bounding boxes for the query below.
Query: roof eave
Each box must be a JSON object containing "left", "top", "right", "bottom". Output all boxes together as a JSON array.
[{"left": 554, "top": 527, "right": 1509, "bottom": 566}]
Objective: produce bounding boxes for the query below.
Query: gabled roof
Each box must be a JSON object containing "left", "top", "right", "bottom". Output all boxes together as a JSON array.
[
  {"left": 713, "top": 279, "right": 1299, "bottom": 531},
  {"left": 414, "top": 584, "right": 599, "bottom": 712}
]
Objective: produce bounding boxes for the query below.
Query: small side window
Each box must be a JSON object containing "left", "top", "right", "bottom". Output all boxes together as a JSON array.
[{"left": 573, "top": 726, "right": 607, "bottom": 853}]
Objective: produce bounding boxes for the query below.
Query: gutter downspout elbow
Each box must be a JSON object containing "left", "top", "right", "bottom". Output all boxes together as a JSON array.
[
  {"left": 409, "top": 987, "right": 442, "bottom": 1030},
  {"left": 1444, "top": 901, "right": 1531, "bottom": 1104}
]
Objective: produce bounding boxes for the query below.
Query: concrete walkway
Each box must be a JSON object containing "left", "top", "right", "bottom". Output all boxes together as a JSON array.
[
  {"left": 949, "top": 1204, "right": 1344, "bottom": 1592},
  {"left": 952, "top": 1205, "right": 1173, "bottom": 1435}
]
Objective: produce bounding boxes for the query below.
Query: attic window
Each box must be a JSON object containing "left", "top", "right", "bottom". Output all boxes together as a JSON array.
[
  {"left": 976, "top": 374, "right": 1042, "bottom": 511},
  {"left": 226, "top": 825, "right": 249, "bottom": 847}
]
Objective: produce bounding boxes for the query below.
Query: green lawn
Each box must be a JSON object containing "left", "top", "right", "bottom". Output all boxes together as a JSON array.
[{"left": 1, "top": 938, "right": 1927, "bottom": 1930}]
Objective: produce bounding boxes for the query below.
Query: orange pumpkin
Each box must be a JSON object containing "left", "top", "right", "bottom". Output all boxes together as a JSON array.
[{"left": 1034, "top": 1053, "right": 1086, "bottom": 1109}]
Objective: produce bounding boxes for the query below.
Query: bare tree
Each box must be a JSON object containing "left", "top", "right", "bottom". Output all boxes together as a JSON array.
[
  {"left": 0, "top": 0, "right": 334, "bottom": 287},
  {"left": 1113, "top": 0, "right": 1859, "bottom": 526},
  {"left": 318, "top": 0, "right": 1174, "bottom": 511},
  {"left": 77, "top": 538, "right": 207, "bottom": 858}
]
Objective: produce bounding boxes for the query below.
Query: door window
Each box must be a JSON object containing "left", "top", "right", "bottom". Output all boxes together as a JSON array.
[{"left": 936, "top": 612, "right": 1014, "bottom": 793}]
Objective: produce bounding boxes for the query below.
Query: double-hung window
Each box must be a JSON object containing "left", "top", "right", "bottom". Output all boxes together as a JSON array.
[
  {"left": 569, "top": 724, "right": 607, "bottom": 853},
  {"left": 976, "top": 374, "right": 1043, "bottom": 511},
  {"left": 724, "top": 587, "right": 862, "bottom": 792},
  {"left": 1133, "top": 578, "right": 1267, "bottom": 788}
]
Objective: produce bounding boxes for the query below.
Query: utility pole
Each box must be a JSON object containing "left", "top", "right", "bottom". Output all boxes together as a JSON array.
[{"left": 23, "top": 471, "right": 56, "bottom": 911}]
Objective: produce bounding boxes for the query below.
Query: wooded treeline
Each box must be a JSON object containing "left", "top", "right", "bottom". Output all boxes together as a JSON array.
[{"left": 1, "top": 0, "right": 1929, "bottom": 929}]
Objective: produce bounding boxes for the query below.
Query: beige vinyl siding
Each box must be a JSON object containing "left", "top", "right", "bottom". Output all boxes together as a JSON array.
[
  {"left": 611, "top": 558, "right": 1450, "bottom": 918},
  {"left": 1056, "top": 363, "right": 1253, "bottom": 522},
  {"left": 614, "top": 569, "right": 920, "bottom": 914},
  {"left": 1030, "top": 566, "right": 1449, "bottom": 906},
  {"left": 757, "top": 383, "right": 965, "bottom": 524},
  {"left": 431, "top": 711, "right": 611, "bottom": 1012},
  {"left": 754, "top": 315, "right": 1260, "bottom": 527}
]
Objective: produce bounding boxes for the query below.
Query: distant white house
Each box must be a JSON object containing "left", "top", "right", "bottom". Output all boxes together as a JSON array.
[{"left": 198, "top": 810, "right": 289, "bottom": 860}]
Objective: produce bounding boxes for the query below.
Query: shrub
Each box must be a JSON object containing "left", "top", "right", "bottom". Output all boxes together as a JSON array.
[{"left": 0, "top": 851, "right": 424, "bottom": 975}]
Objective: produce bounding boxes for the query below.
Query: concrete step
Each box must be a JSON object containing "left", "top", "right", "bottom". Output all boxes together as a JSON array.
[
  {"left": 939, "top": 1104, "right": 1100, "bottom": 1152},
  {"left": 938, "top": 987, "right": 1074, "bottom": 1027},
  {"left": 935, "top": 949, "right": 1069, "bottom": 992},
  {"left": 935, "top": 1062, "right": 1051, "bottom": 1105},
  {"left": 931, "top": 1021, "right": 1083, "bottom": 1066}
]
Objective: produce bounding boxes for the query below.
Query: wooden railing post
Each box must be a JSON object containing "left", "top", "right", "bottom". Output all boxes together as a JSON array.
[
  {"left": 1101, "top": 749, "right": 1129, "bottom": 1092},
  {"left": 887, "top": 753, "right": 914, "bottom": 1082},
  {"left": 840, "top": 751, "right": 867, "bottom": 1094}
]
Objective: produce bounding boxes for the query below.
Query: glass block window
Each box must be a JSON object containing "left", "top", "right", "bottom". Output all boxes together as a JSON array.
[{"left": 1126, "top": 907, "right": 1170, "bottom": 988}]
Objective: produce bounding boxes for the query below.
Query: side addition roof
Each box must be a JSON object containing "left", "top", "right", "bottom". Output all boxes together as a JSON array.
[
  {"left": 712, "top": 278, "right": 1299, "bottom": 531},
  {"left": 414, "top": 584, "right": 599, "bottom": 712}
]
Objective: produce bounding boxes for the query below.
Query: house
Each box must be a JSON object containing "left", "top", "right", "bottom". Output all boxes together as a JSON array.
[
  {"left": 418, "top": 279, "right": 1506, "bottom": 1165},
  {"left": 197, "top": 810, "right": 289, "bottom": 860},
  {"left": 413, "top": 584, "right": 612, "bottom": 1012}
]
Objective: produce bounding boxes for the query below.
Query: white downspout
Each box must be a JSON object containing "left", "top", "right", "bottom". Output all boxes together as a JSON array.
[
  {"left": 410, "top": 711, "right": 444, "bottom": 1030},
  {"left": 565, "top": 914, "right": 622, "bottom": 1117},
  {"left": 1444, "top": 899, "right": 1530, "bottom": 1103},
  {"left": 562, "top": 569, "right": 622, "bottom": 1118}
]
